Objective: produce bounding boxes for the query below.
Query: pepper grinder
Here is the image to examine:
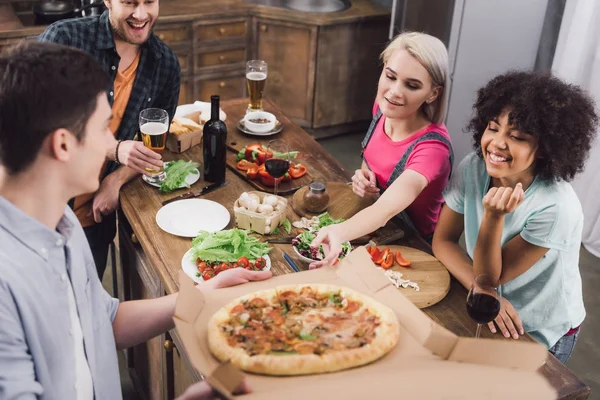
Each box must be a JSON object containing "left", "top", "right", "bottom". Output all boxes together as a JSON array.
[{"left": 303, "top": 181, "right": 330, "bottom": 213}]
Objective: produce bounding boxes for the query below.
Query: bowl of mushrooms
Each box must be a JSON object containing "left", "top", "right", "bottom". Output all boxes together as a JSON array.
[{"left": 233, "top": 191, "right": 288, "bottom": 235}]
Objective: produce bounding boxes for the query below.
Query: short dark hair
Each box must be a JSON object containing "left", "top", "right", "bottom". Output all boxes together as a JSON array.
[
  {"left": 0, "top": 41, "right": 110, "bottom": 175},
  {"left": 467, "top": 71, "right": 598, "bottom": 182}
]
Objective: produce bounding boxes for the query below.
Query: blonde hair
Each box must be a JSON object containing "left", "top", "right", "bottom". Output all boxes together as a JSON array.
[{"left": 381, "top": 32, "right": 449, "bottom": 125}]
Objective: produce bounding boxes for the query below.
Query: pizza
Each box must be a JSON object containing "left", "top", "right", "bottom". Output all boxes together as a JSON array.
[{"left": 207, "top": 284, "right": 400, "bottom": 375}]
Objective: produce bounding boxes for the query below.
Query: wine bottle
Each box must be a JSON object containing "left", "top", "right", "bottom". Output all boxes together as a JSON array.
[{"left": 202, "top": 95, "right": 227, "bottom": 184}]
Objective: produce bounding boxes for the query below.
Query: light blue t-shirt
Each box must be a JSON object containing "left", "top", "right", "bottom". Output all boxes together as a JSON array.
[{"left": 443, "top": 152, "right": 586, "bottom": 348}]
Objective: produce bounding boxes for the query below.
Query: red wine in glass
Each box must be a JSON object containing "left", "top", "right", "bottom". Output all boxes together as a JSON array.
[
  {"left": 466, "top": 293, "right": 501, "bottom": 324},
  {"left": 466, "top": 274, "right": 501, "bottom": 338},
  {"left": 264, "top": 139, "right": 290, "bottom": 195},
  {"left": 265, "top": 158, "right": 290, "bottom": 178}
]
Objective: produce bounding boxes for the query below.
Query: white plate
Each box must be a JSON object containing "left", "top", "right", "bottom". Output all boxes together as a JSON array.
[
  {"left": 142, "top": 161, "right": 200, "bottom": 189},
  {"left": 181, "top": 248, "right": 271, "bottom": 283},
  {"left": 237, "top": 119, "right": 283, "bottom": 136},
  {"left": 155, "top": 199, "right": 230, "bottom": 237}
]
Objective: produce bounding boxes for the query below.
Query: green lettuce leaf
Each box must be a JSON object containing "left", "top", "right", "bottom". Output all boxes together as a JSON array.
[
  {"left": 159, "top": 160, "right": 200, "bottom": 193},
  {"left": 191, "top": 229, "right": 271, "bottom": 262}
]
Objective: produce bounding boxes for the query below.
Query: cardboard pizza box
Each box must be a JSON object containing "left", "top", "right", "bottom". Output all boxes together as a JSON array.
[{"left": 173, "top": 247, "right": 556, "bottom": 399}]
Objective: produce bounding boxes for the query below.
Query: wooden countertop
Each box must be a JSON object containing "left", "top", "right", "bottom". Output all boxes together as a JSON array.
[
  {"left": 119, "top": 98, "right": 590, "bottom": 400},
  {"left": 0, "top": 0, "right": 390, "bottom": 38}
]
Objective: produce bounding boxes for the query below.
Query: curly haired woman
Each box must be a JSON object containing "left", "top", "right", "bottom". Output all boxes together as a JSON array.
[{"left": 432, "top": 71, "right": 598, "bottom": 364}]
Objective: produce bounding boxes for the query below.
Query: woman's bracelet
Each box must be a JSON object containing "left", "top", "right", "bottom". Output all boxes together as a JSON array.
[{"left": 115, "top": 140, "right": 123, "bottom": 165}]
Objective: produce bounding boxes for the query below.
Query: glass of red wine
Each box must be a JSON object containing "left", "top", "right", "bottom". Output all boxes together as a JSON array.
[
  {"left": 264, "top": 139, "right": 291, "bottom": 195},
  {"left": 466, "top": 274, "right": 502, "bottom": 338}
]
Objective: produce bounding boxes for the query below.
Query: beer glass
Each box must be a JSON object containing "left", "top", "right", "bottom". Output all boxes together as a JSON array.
[
  {"left": 246, "top": 60, "right": 267, "bottom": 113},
  {"left": 139, "top": 108, "right": 168, "bottom": 182}
]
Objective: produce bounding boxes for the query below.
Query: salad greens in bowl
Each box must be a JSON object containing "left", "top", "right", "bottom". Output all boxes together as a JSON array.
[{"left": 291, "top": 230, "right": 351, "bottom": 263}]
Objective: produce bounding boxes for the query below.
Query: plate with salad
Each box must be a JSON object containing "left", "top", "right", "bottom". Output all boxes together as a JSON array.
[
  {"left": 143, "top": 160, "right": 200, "bottom": 193},
  {"left": 181, "top": 228, "right": 272, "bottom": 282}
]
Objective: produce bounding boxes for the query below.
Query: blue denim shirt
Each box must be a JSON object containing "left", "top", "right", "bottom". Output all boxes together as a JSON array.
[{"left": 0, "top": 196, "right": 121, "bottom": 399}]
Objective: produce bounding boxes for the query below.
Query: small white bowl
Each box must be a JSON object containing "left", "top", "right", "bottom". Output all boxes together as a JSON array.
[{"left": 243, "top": 111, "right": 276, "bottom": 133}]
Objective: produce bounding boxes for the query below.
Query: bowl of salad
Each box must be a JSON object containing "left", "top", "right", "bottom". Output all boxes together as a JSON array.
[{"left": 291, "top": 230, "right": 351, "bottom": 264}]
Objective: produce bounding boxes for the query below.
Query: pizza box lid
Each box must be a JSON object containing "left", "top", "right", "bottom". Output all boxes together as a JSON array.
[{"left": 173, "top": 247, "right": 556, "bottom": 399}]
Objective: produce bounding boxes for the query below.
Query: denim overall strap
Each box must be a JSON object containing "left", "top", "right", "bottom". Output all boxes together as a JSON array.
[
  {"left": 385, "top": 132, "right": 454, "bottom": 187},
  {"left": 360, "top": 109, "right": 384, "bottom": 170}
]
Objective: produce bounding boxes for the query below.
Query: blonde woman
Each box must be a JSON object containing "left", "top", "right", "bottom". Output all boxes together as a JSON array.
[{"left": 311, "top": 32, "right": 453, "bottom": 268}]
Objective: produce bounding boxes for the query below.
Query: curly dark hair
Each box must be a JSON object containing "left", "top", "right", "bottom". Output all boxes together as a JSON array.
[{"left": 467, "top": 71, "right": 598, "bottom": 182}]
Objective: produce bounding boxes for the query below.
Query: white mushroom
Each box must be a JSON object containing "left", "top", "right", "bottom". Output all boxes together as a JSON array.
[
  {"left": 238, "top": 192, "right": 251, "bottom": 208},
  {"left": 257, "top": 204, "right": 274, "bottom": 215},
  {"left": 263, "top": 195, "right": 279, "bottom": 207},
  {"left": 249, "top": 193, "right": 260, "bottom": 204},
  {"left": 275, "top": 199, "right": 287, "bottom": 210},
  {"left": 246, "top": 198, "right": 260, "bottom": 212}
]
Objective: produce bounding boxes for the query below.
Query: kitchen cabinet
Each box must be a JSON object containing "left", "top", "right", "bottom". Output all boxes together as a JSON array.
[
  {"left": 155, "top": 18, "right": 248, "bottom": 105},
  {"left": 253, "top": 18, "right": 317, "bottom": 126},
  {"left": 252, "top": 16, "right": 389, "bottom": 130}
]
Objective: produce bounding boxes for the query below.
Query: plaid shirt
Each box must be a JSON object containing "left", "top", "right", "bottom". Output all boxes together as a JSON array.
[{"left": 38, "top": 11, "right": 180, "bottom": 176}]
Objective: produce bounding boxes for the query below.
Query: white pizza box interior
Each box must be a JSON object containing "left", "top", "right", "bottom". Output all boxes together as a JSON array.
[
  {"left": 167, "top": 101, "right": 227, "bottom": 153},
  {"left": 174, "top": 247, "right": 556, "bottom": 400}
]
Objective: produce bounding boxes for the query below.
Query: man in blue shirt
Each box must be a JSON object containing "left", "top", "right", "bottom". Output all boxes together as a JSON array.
[{"left": 0, "top": 42, "right": 268, "bottom": 400}]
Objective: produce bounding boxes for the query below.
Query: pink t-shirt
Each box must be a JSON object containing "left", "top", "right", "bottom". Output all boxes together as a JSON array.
[{"left": 363, "top": 106, "right": 452, "bottom": 237}]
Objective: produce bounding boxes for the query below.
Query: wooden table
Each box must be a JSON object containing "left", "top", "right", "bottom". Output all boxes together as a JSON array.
[{"left": 118, "top": 98, "right": 590, "bottom": 400}]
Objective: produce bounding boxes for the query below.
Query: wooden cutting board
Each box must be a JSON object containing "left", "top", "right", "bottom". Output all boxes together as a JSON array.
[
  {"left": 292, "top": 182, "right": 374, "bottom": 219},
  {"left": 374, "top": 245, "right": 450, "bottom": 309},
  {"left": 226, "top": 146, "right": 311, "bottom": 196}
]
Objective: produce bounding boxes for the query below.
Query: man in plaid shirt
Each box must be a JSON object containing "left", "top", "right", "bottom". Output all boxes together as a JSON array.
[{"left": 39, "top": 1, "right": 181, "bottom": 279}]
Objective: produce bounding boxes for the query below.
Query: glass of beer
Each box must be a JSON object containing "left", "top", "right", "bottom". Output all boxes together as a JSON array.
[
  {"left": 246, "top": 60, "right": 267, "bottom": 113},
  {"left": 139, "top": 108, "right": 168, "bottom": 182}
]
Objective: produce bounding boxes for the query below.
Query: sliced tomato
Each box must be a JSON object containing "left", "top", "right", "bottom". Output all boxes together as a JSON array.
[
  {"left": 394, "top": 250, "right": 412, "bottom": 267},
  {"left": 237, "top": 256, "right": 250, "bottom": 268},
  {"left": 202, "top": 271, "right": 212, "bottom": 281},
  {"left": 288, "top": 163, "right": 307, "bottom": 179},
  {"left": 365, "top": 246, "right": 372, "bottom": 255},
  {"left": 237, "top": 159, "right": 257, "bottom": 171}
]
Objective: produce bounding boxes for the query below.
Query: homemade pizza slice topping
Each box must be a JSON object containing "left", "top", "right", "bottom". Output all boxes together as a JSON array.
[{"left": 218, "top": 286, "right": 381, "bottom": 357}]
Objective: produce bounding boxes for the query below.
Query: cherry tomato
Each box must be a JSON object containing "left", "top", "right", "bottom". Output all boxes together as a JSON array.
[
  {"left": 237, "top": 257, "right": 250, "bottom": 268},
  {"left": 254, "top": 257, "right": 267, "bottom": 269}
]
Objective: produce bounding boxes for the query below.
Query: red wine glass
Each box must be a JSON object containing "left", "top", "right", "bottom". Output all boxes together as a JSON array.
[
  {"left": 264, "top": 139, "right": 290, "bottom": 195},
  {"left": 466, "top": 274, "right": 502, "bottom": 338}
]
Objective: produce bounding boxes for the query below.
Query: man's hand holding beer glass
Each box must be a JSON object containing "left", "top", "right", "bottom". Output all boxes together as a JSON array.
[
  {"left": 108, "top": 139, "right": 163, "bottom": 176},
  {"left": 139, "top": 108, "right": 169, "bottom": 182},
  {"left": 246, "top": 60, "right": 267, "bottom": 113}
]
